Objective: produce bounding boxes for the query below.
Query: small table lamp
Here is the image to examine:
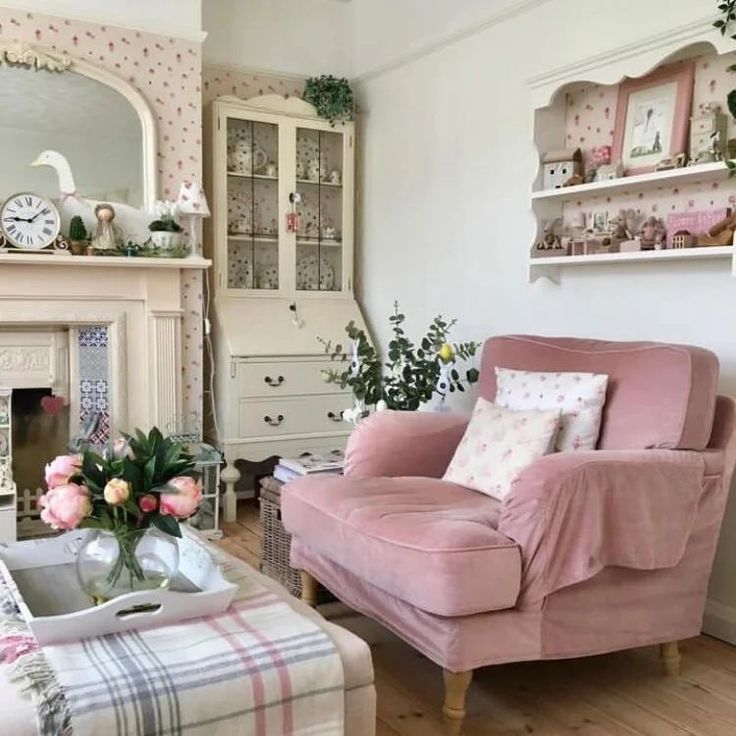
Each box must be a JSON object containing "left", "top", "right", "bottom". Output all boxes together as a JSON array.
[{"left": 176, "top": 179, "right": 210, "bottom": 256}]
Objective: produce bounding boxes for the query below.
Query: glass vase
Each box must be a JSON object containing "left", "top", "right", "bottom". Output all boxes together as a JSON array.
[{"left": 76, "top": 527, "right": 180, "bottom": 604}]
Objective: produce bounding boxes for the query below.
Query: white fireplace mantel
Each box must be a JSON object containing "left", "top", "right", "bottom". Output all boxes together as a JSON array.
[
  {"left": 0, "top": 254, "right": 210, "bottom": 270},
  {"left": 0, "top": 255, "right": 210, "bottom": 438}
]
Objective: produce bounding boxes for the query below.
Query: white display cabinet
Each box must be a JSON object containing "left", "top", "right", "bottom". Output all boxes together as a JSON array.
[{"left": 206, "top": 95, "right": 367, "bottom": 521}]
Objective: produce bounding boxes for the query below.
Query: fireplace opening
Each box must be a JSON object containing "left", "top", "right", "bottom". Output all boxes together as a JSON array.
[{"left": 12, "top": 388, "right": 70, "bottom": 499}]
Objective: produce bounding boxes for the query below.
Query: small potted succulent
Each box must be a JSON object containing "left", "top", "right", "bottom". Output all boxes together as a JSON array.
[
  {"left": 148, "top": 200, "right": 185, "bottom": 252},
  {"left": 68, "top": 215, "right": 89, "bottom": 256}
]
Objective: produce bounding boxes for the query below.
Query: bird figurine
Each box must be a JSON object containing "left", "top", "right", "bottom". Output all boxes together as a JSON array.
[{"left": 31, "top": 150, "right": 151, "bottom": 244}]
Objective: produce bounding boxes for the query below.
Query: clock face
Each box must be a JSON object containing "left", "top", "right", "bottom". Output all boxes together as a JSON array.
[{"left": 1, "top": 192, "right": 61, "bottom": 250}]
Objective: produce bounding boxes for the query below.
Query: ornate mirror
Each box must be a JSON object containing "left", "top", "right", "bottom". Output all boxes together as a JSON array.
[{"left": 0, "top": 43, "right": 156, "bottom": 211}]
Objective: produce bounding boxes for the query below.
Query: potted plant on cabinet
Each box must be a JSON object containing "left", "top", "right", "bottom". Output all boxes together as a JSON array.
[{"left": 148, "top": 200, "right": 185, "bottom": 252}]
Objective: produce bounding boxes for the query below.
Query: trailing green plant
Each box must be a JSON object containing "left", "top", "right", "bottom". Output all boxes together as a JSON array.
[
  {"left": 149, "top": 218, "right": 183, "bottom": 233},
  {"left": 714, "top": 2, "right": 736, "bottom": 174},
  {"left": 304, "top": 75, "right": 354, "bottom": 126},
  {"left": 319, "top": 302, "right": 480, "bottom": 411},
  {"left": 149, "top": 200, "right": 183, "bottom": 232},
  {"left": 69, "top": 215, "right": 87, "bottom": 242}
]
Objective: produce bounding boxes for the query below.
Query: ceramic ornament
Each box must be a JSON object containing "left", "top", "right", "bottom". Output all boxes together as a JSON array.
[
  {"left": 257, "top": 265, "right": 279, "bottom": 289},
  {"left": 296, "top": 253, "right": 334, "bottom": 290}
]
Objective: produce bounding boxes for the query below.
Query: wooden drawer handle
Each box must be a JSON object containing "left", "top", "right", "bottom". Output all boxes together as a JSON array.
[
  {"left": 264, "top": 414, "right": 284, "bottom": 426},
  {"left": 326, "top": 411, "right": 344, "bottom": 423},
  {"left": 264, "top": 375, "right": 285, "bottom": 387}
]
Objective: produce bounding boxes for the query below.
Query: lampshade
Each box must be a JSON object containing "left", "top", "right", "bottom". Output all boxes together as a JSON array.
[{"left": 177, "top": 179, "right": 210, "bottom": 218}]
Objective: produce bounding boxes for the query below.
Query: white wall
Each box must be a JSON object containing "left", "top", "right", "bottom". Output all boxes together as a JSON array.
[
  {"left": 354, "top": 0, "right": 736, "bottom": 640},
  {"left": 202, "top": 0, "right": 352, "bottom": 77},
  {"left": 0, "top": 1, "right": 203, "bottom": 38},
  {"left": 352, "top": 0, "right": 533, "bottom": 77}
]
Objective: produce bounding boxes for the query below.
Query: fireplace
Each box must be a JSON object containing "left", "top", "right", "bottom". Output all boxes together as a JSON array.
[{"left": 0, "top": 253, "right": 210, "bottom": 541}]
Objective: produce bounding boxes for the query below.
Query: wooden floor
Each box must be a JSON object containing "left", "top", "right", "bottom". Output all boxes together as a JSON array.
[{"left": 216, "top": 502, "right": 736, "bottom": 736}]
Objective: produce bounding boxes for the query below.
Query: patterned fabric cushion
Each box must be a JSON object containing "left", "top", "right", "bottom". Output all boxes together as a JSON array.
[
  {"left": 443, "top": 398, "right": 560, "bottom": 501},
  {"left": 495, "top": 367, "right": 608, "bottom": 451}
]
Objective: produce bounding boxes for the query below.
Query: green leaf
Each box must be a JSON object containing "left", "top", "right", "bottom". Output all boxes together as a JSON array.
[
  {"left": 151, "top": 513, "right": 182, "bottom": 538},
  {"left": 123, "top": 457, "right": 143, "bottom": 496}
]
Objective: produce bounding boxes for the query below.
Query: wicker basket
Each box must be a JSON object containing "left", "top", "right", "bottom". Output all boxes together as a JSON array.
[
  {"left": 259, "top": 479, "right": 302, "bottom": 598},
  {"left": 259, "top": 477, "right": 334, "bottom": 603}
]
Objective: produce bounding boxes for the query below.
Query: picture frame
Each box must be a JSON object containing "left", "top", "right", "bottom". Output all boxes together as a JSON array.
[{"left": 612, "top": 62, "right": 694, "bottom": 175}]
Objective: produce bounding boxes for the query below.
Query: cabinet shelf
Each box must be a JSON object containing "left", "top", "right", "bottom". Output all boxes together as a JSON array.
[
  {"left": 228, "top": 234, "right": 278, "bottom": 244},
  {"left": 531, "top": 162, "right": 729, "bottom": 204},
  {"left": 297, "top": 238, "right": 342, "bottom": 247},
  {"left": 297, "top": 178, "right": 342, "bottom": 188},
  {"left": 227, "top": 172, "right": 278, "bottom": 182}
]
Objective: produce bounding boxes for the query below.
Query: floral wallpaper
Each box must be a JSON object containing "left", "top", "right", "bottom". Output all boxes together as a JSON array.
[
  {"left": 0, "top": 7, "right": 204, "bottom": 427},
  {"left": 202, "top": 66, "right": 305, "bottom": 105},
  {"left": 561, "top": 50, "right": 736, "bottom": 232}
]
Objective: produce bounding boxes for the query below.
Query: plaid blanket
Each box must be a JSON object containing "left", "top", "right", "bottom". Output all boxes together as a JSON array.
[{"left": 0, "top": 534, "right": 344, "bottom": 736}]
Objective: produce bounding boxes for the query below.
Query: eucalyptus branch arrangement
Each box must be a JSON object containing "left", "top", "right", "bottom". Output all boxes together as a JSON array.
[
  {"left": 714, "top": 1, "right": 736, "bottom": 175},
  {"left": 319, "top": 302, "right": 480, "bottom": 412},
  {"left": 304, "top": 75, "right": 354, "bottom": 126}
]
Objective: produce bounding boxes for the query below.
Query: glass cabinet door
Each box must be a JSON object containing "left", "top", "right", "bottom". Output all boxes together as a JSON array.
[
  {"left": 226, "top": 118, "right": 280, "bottom": 291},
  {"left": 294, "top": 127, "right": 344, "bottom": 293}
]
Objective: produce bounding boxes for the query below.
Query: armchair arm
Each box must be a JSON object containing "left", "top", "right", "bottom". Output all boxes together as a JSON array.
[
  {"left": 498, "top": 449, "right": 706, "bottom": 608},
  {"left": 344, "top": 410, "right": 469, "bottom": 478}
]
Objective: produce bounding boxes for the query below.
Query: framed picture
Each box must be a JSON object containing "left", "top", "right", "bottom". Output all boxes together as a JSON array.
[{"left": 612, "top": 62, "right": 694, "bottom": 175}]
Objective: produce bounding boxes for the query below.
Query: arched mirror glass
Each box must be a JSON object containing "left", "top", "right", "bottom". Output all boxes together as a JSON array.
[{"left": 0, "top": 65, "right": 144, "bottom": 207}]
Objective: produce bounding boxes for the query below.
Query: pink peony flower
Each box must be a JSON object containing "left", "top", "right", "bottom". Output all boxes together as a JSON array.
[
  {"left": 139, "top": 494, "right": 158, "bottom": 513},
  {"left": 160, "top": 476, "right": 203, "bottom": 520},
  {"left": 38, "top": 483, "right": 91, "bottom": 530},
  {"left": 111, "top": 438, "right": 134, "bottom": 459},
  {"left": 44, "top": 454, "right": 82, "bottom": 489},
  {"left": 103, "top": 478, "right": 131, "bottom": 506}
]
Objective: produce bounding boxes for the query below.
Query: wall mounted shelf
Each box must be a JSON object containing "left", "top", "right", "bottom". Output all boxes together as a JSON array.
[
  {"left": 528, "top": 31, "right": 736, "bottom": 284},
  {"left": 532, "top": 162, "right": 730, "bottom": 204},
  {"left": 529, "top": 245, "right": 733, "bottom": 282}
]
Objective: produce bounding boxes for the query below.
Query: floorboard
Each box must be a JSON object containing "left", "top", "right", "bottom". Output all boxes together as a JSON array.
[{"left": 215, "top": 501, "right": 736, "bottom": 736}]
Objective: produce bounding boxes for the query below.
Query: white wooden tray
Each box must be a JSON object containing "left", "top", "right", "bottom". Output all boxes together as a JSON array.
[{"left": 0, "top": 529, "right": 237, "bottom": 644}]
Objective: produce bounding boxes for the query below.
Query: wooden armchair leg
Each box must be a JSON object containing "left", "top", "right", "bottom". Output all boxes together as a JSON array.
[
  {"left": 300, "top": 570, "right": 318, "bottom": 608},
  {"left": 660, "top": 641, "right": 681, "bottom": 677},
  {"left": 442, "top": 669, "right": 473, "bottom": 722}
]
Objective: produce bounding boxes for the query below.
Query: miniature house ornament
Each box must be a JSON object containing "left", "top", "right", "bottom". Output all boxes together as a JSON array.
[
  {"left": 542, "top": 148, "right": 583, "bottom": 189},
  {"left": 690, "top": 102, "right": 727, "bottom": 165}
]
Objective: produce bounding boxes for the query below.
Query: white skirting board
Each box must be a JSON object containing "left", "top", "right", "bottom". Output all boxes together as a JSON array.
[{"left": 703, "top": 598, "right": 736, "bottom": 644}]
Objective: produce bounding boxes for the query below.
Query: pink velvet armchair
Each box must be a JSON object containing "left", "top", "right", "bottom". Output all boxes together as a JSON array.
[{"left": 282, "top": 335, "right": 736, "bottom": 726}]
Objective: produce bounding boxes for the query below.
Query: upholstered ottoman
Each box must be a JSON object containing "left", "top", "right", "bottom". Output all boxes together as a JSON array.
[{"left": 0, "top": 542, "right": 376, "bottom": 736}]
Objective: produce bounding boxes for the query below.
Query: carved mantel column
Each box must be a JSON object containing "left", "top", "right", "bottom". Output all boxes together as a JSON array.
[{"left": 148, "top": 309, "right": 183, "bottom": 433}]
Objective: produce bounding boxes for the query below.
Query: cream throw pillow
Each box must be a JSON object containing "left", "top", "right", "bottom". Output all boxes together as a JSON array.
[
  {"left": 443, "top": 398, "right": 561, "bottom": 501},
  {"left": 495, "top": 367, "right": 608, "bottom": 451}
]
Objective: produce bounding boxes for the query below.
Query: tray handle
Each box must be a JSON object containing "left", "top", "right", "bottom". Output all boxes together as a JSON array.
[{"left": 109, "top": 598, "right": 164, "bottom": 621}]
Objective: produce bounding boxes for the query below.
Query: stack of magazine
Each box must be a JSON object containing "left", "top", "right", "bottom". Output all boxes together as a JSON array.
[{"left": 273, "top": 450, "right": 345, "bottom": 484}]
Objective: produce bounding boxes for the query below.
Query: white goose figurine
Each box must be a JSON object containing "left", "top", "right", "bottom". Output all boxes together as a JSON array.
[{"left": 31, "top": 150, "right": 151, "bottom": 244}]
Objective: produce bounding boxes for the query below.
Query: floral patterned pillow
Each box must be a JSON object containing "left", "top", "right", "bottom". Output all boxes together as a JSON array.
[
  {"left": 494, "top": 367, "right": 608, "bottom": 452},
  {"left": 443, "top": 398, "right": 561, "bottom": 501}
]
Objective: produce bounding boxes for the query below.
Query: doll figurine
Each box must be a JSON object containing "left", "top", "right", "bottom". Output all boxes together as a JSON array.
[
  {"left": 91, "top": 203, "right": 122, "bottom": 252},
  {"left": 639, "top": 215, "right": 666, "bottom": 251}
]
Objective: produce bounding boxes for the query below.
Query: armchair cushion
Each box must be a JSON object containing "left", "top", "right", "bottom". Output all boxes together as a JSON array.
[
  {"left": 479, "top": 335, "right": 718, "bottom": 450},
  {"left": 282, "top": 475, "right": 522, "bottom": 617},
  {"left": 344, "top": 410, "right": 469, "bottom": 479},
  {"left": 443, "top": 398, "right": 561, "bottom": 500},
  {"left": 499, "top": 449, "right": 706, "bottom": 608}
]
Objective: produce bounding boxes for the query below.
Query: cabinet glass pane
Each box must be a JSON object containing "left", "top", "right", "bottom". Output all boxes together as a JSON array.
[
  {"left": 226, "top": 118, "right": 279, "bottom": 290},
  {"left": 295, "top": 128, "right": 343, "bottom": 292}
]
